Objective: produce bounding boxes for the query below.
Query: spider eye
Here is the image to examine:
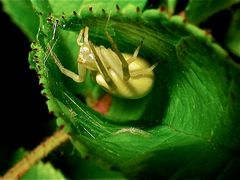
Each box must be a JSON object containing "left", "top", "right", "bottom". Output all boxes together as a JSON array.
[
  {"left": 80, "top": 46, "right": 90, "bottom": 53},
  {"left": 79, "top": 46, "right": 95, "bottom": 63}
]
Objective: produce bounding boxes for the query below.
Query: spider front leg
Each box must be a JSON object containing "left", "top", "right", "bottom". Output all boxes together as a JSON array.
[
  {"left": 47, "top": 44, "right": 86, "bottom": 83},
  {"left": 77, "top": 26, "right": 117, "bottom": 90},
  {"left": 88, "top": 41, "right": 117, "bottom": 90},
  {"left": 105, "top": 30, "right": 130, "bottom": 81},
  {"left": 77, "top": 27, "right": 88, "bottom": 46}
]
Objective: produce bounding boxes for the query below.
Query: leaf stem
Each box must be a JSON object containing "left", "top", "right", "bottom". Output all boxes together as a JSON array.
[{"left": 2, "top": 128, "right": 70, "bottom": 180}]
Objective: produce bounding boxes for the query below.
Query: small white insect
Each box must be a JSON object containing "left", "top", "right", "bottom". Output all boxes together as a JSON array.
[{"left": 48, "top": 26, "right": 156, "bottom": 99}]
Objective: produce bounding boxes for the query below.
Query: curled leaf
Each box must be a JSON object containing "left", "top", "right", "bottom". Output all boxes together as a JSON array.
[{"left": 28, "top": 1, "right": 240, "bottom": 179}]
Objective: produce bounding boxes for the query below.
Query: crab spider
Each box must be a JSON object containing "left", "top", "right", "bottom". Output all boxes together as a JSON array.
[{"left": 48, "top": 26, "right": 156, "bottom": 99}]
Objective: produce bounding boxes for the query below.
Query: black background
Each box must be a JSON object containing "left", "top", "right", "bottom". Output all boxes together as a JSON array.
[{"left": 0, "top": 3, "right": 52, "bottom": 153}]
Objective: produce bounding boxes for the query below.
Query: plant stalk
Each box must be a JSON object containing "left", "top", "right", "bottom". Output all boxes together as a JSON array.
[{"left": 2, "top": 128, "right": 70, "bottom": 180}]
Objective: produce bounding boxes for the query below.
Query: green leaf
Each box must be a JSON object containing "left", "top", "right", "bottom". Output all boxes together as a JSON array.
[
  {"left": 224, "top": 8, "right": 240, "bottom": 57},
  {"left": 31, "top": 0, "right": 147, "bottom": 15},
  {"left": 30, "top": 0, "right": 53, "bottom": 15},
  {"left": 60, "top": 143, "right": 125, "bottom": 179},
  {"left": 74, "top": 0, "right": 147, "bottom": 14},
  {"left": 22, "top": 161, "right": 66, "bottom": 179},
  {"left": 9, "top": 148, "right": 26, "bottom": 166},
  {"left": 2, "top": 0, "right": 39, "bottom": 40},
  {"left": 167, "top": 0, "right": 178, "bottom": 15},
  {"left": 186, "top": 0, "right": 240, "bottom": 24},
  {"left": 31, "top": 2, "right": 240, "bottom": 178}
]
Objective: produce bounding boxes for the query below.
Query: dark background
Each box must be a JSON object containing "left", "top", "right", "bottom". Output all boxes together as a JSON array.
[{"left": 0, "top": 3, "right": 52, "bottom": 156}]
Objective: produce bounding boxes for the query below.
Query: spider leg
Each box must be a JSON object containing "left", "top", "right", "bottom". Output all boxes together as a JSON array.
[
  {"left": 88, "top": 41, "right": 117, "bottom": 90},
  {"left": 77, "top": 26, "right": 89, "bottom": 46},
  {"left": 47, "top": 44, "right": 86, "bottom": 83},
  {"left": 127, "top": 40, "right": 143, "bottom": 64},
  {"left": 77, "top": 28, "right": 85, "bottom": 46},
  {"left": 105, "top": 30, "right": 130, "bottom": 81},
  {"left": 83, "top": 26, "right": 89, "bottom": 43},
  {"left": 130, "top": 63, "right": 158, "bottom": 78}
]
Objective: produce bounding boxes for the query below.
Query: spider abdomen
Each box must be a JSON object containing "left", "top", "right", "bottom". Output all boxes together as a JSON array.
[{"left": 96, "top": 53, "right": 154, "bottom": 99}]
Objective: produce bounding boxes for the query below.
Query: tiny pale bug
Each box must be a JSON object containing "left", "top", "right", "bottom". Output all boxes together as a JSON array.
[{"left": 47, "top": 26, "right": 156, "bottom": 99}]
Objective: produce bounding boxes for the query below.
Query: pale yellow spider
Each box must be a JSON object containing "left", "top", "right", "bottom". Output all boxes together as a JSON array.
[{"left": 48, "top": 26, "right": 156, "bottom": 99}]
